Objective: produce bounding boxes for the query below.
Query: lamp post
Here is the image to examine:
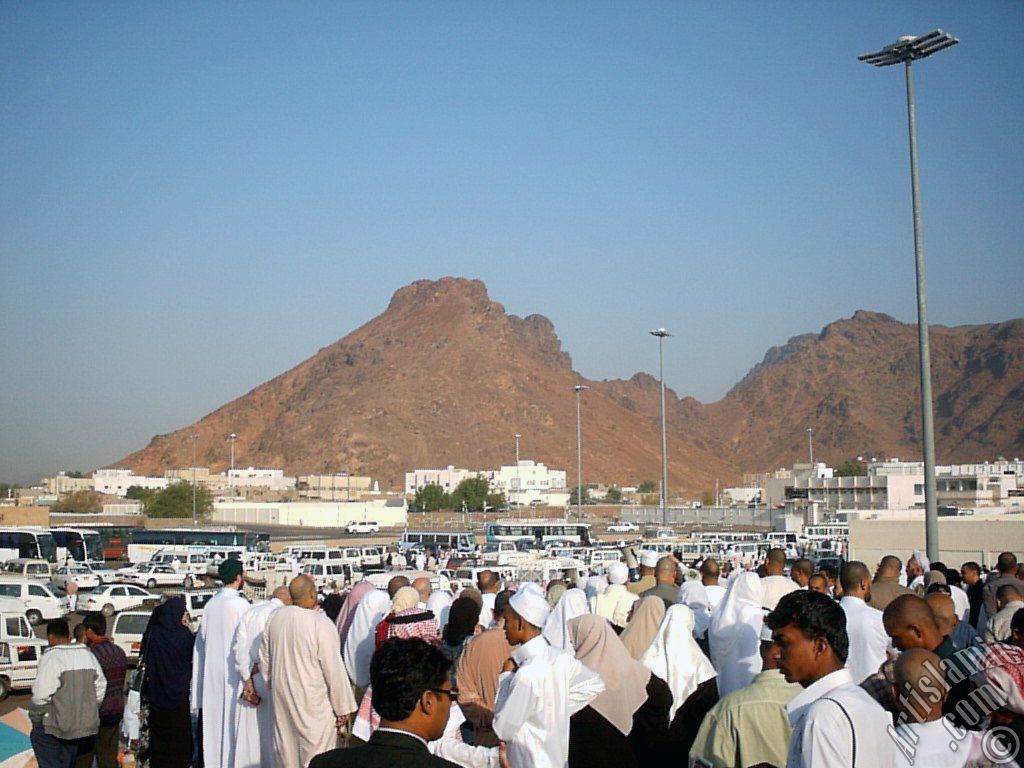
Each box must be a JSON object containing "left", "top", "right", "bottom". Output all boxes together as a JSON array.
[
  {"left": 573, "top": 385, "right": 589, "bottom": 519},
  {"left": 191, "top": 434, "right": 198, "bottom": 526},
  {"left": 514, "top": 433, "right": 521, "bottom": 509},
  {"left": 229, "top": 433, "right": 237, "bottom": 490},
  {"left": 859, "top": 29, "right": 958, "bottom": 562},
  {"left": 649, "top": 329, "right": 671, "bottom": 526},
  {"left": 807, "top": 427, "right": 814, "bottom": 468}
]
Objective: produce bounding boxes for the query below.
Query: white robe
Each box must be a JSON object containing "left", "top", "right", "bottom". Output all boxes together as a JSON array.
[
  {"left": 259, "top": 605, "right": 357, "bottom": 768},
  {"left": 232, "top": 597, "right": 285, "bottom": 768},
  {"left": 342, "top": 589, "right": 389, "bottom": 689},
  {"left": 708, "top": 571, "right": 764, "bottom": 696},
  {"left": 192, "top": 587, "right": 251, "bottom": 768}
]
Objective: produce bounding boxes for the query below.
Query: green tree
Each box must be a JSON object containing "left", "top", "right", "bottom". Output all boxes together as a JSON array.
[
  {"left": 569, "top": 486, "right": 591, "bottom": 506},
  {"left": 66, "top": 471, "right": 84, "bottom": 479},
  {"left": 414, "top": 484, "right": 450, "bottom": 512},
  {"left": 450, "top": 476, "right": 491, "bottom": 512},
  {"left": 834, "top": 459, "right": 866, "bottom": 477},
  {"left": 52, "top": 490, "right": 103, "bottom": 514},
  {"left": 148, "top": 481, "right": 212, "bottom": 519},
  {"left": 701, "top": 491, "right": 715, "bottom": 507},
  {"left": 605, "top": 487, "right": 623, "bottom": 503},
  {"left": 485, "top": 491, "right": 506, "bottom": 511},
  {"left": 125, "top": 485, "right": 157, "bottom": 510},
  {"left": 637, "top": 480, "right": 657, "bottom": 494}
]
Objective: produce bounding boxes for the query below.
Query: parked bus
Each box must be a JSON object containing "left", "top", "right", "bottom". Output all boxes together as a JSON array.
[
  {"left": 127, "top": 529, "right": 270, "bottom": 563},
  {"left": 485, "top": 520, "right": 592, "bottom": 546},
  {"left": 398, "top": 531, "right": 477, "bottom": 554},
  {"left": 50, "top": 528, "right": 102, "bottom": 564},
  {"left": 803, "top": 524, "right": 849, "bottom": 541},
  {"left": 0, "top": 529, "right": 57, "bottom": 563}
]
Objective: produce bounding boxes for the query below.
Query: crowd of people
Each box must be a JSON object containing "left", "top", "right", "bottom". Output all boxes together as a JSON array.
[{"left": 26, "top": 547, "right": 1024, "bottom": 768}]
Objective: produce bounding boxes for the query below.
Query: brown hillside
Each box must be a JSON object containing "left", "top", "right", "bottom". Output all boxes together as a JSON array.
[{"left": 115, "top": 279, "right": 1024, "bottom": 495}]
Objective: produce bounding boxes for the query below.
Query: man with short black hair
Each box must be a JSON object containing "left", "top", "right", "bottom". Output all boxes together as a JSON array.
[
  {"left": 983, "top": 552, "right": 1024, "bottom": 619},
  {"left": 807, "top": 574, "right": 830, "bottom": 596},
  {"left": 790, "top": 559, "right": 814, "bottom": 589},
  {"left": 477, "top": 570, "right": 499, "bottom": 628},
  {"left": 387, "top": 575, "right": 411, "bottom": 599},
  {"left": 74, "top": 612, "right": 127, "bottom": 768},
  {"left": 767, "top": 590, "right": 892, "bottom": 768},
  {"left": 701, "top": 559, "right": 726, "bottom": 609},
  {"left": 838, "top": 561, "right": 889, "bottom": 684},
  {"left": 760, "top": 548, "right": 799, "bottom": 611},
  {"left": 30, "top": 619, "right": 106, "bottom": 768},
  {"left": 310, "top": 638, "right": 460, "bottom": 768},
  {"left": 960, "top": 561, "right": 986, "bottom": 629}
]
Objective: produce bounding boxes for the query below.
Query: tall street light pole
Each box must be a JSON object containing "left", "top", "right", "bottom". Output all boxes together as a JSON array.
[
  {"left": 859, "top": 29, "right": 958, "bottom": 562},
  {"left": 573, "top": 385, "right": 588, "bottom": 520},
  {"left": 649, "top": 329, "right": 671, "bottom": 526},
  {"left": 191, "top": 434, "right": 198, "bottom": 526},
  {"left": 229, "top": 433, "right": 237, "bottom": 491},
  {"left": 514, "top": 433, "right": 521, "bottom": 509},
  {"left": 807, "top": 427, "right": 814, "bottom": 468}
]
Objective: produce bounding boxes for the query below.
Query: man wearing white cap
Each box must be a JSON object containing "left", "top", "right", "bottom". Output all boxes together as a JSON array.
[
  {"left": 493, "top": 584, "right": 605, "bottom": 768},
  {"left": 589, "top": 562, "right": 639, "bottom": 631},
  {"left": 627, "top": 550, "right": 659, "bottom": 594}
]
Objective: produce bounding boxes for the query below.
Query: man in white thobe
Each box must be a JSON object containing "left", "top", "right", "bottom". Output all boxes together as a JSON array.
[
  {"left": 838, "top": 561, "right": 890, "bottom": 684},
  {"left": 493, "top": 583, "right": 605, "bottom": 768},
  {"left": 192, "top": 558, "right": 251, "bottom": 768},
  {"left": 232, "top": 586, "right": 291, "bottom": 768},
  {"left": 260, "top": 575, "right": 357, "bottom": 768}
]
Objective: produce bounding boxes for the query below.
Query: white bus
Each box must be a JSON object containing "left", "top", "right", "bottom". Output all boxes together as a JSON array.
[
  {"left": 127, "top": 529, "right": 269, "bottom": 563},
  {"left": 486, "top": 520, "right": 592, "bottom": 546},
  {"left": 49, "top": 528, "right": 102, "bottom": 564},
  {"left": 398, "top": 531, "right": 477, "bottom": 554},
  {"left": 803, "top": 524, "right": 848, "bottom": 541},
  {"left": 0, "top": 529, "right": 57, "bottom": 563}
]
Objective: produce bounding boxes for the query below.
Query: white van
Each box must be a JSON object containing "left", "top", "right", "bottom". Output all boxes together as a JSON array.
[
  {"left": 0, "top": 577, "right": 68, "bottom": 625},
  {"left": 346, "top": 521, "right": 380, "bottom": 534},
  {"left": 301, "top": 562, "right": 357, "bottom": 590},
  {"left": 1, "top": 559, "right": 54, "bottom": 581},
  {"left": 365, "top": 570, "right": 452, "bottom": 595},
  {"left": 451, "top": 566, "right": 517, "bottom": 593},
  {"left": 111, "top": 610, "right": 151, "bottom": 664},
  {"left": 150, "top": 552, "right": 209, "bottom": 579}
]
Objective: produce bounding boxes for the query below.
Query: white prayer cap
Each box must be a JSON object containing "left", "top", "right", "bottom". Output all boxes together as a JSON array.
[
  {"left": 510, "top": 583, "right": 550, "bottom": 628},
  {"left": 640, "top": 551, "right": 660, "bottom": 568},
  {"left": 608, "top": 562, "right": 629, "bottom": 585},
  {"left": 760, "top": 624, "right": 775, "bottom": 643}
]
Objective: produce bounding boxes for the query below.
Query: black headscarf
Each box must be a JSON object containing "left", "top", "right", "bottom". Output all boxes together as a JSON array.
[
  {"left": 443, "top": 596, "right": 481, "bottom": 647},
  {"left": 144, "top": 596, "right": 195, "bottom": 711}
]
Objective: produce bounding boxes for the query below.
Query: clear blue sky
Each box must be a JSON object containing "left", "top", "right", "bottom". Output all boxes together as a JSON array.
[{"left": 2, "top": 2, "right": 1022, "bottom": 484}]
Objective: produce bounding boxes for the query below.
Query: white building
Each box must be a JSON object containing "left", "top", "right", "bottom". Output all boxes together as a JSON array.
[
  {"left": 45, "top": 473, "right": 93, "bottom": 495},
  {"left": 485, "top": 460, "right": 567, "bottom": 505},
  {"left": 92, "top": 469, "right": 169, "bottom": 497},
  {"left": 211, "top": 497, "right": 407, "bottom": 528},
  {"left": 226, "top": 468, "right": 295, "bottom": 491},
  {"left": 722, "top": 487, "right": 762, "bottom": 506},
  {"left": 405, "top": 466, "right": 474, "bottom": 495}
]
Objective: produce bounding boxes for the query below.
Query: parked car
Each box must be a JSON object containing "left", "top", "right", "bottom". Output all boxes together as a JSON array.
[
  {"left": 301, "top": 562, "right": 358, "bottom": 590},
  {"left": 83, "top": 561, "right": 119, "bottom": 585},
  {"left": 0, "top": 577, "right": 69, "bottom": 625},
  {"left": 0, "top": 635, "right": 48, "bottom": 700},
  {"left": 163, "top": 589, "right": 216, "bottom": 632},
  {"left": 346, "top": 521, "right": 380, "bottom": 534},
  {"left": 80, "top": 584, "right": 159, "bottom": 617},
  {"left": 52, "top": 564, "right": 101, "bottom": 591},
  {"left": 110, "top": 610, "right": 152, "bottom": 664},
  {"left": 121, "top": 565, "right": 188, "bottom": 589},
  {"left": 607, "top": 522, "right": 640, "bottom": 533},
  {"left": 1, "top": 559, "right": 53, "bottom": 581}
]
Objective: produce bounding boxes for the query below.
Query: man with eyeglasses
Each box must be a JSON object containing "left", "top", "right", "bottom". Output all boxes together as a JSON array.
[{"left": 310, "top": 638, "right": 462, "bottom": 768}]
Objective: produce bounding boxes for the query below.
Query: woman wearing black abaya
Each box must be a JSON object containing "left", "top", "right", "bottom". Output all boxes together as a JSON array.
[{"left": 141, "top": 596, "right": 195, "bottom": 768}]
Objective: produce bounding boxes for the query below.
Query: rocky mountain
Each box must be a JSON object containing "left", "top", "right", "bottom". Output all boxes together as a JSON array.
[{"left": 115, "top": 278, "right": 1024, "bottom": 495}]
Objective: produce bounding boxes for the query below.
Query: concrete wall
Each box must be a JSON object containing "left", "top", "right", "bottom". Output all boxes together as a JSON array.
[
  {"left": 210, "top": 499, "right": 408, "bottom": 528},
  {"left": 0, "top": 506, "right": 49, "bottom": 526},
  {"left": 849, "top": 516, "right": 1024, "bottom": 568}
]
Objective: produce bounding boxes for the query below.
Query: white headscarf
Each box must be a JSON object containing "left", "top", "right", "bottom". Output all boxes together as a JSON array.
[
  {"left": 342, "top": 589, "right": 390, "bottom": 689},
  {"left": 640, "top": 604, "right": 716, "bottom": 722},
  {"left": 707, "top": 571, "right": 764, "bottom": 696},
  {"left": 608, "top": 562, "right": 629, "bottom": 585},
  {"left": 426, "top": 591, "right": 454, "bottom": 633},
  {"left": 542, "top": 588, "right": 589, "bottom": 650},
  {"left": 678, "top": 580, "right": 711, "bottom": 639}
]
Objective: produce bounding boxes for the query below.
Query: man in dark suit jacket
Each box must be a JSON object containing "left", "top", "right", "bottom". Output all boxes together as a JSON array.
[{"left": 310, "top": 638, "right": 461, "bottom": 768}]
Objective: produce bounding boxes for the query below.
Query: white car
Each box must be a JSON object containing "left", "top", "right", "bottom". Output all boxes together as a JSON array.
[
  {"left": 79, "top": 584, "right": 159, "bottom": 617},
  {"left": 121, "top": 565, "right": 188, "bottom": 589},
  {"left": 110, "top": 610, "right": 152, "bottom": 664},
  {"left": 51, "top": 565, "right": 101, "bottom": 591},
  {"left": 607, "top": 522, "right": 640, "bottom": 533},
  {"left": 346, "top": 521, "right": 380, "bottom": 534},
  {"left": 83, "top": 561, "right": 118, "bottom": 585}
]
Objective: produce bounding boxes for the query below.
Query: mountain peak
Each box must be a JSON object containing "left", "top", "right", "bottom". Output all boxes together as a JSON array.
[{"left": 387, "top": 276, "right": 491, "bottom": 312}]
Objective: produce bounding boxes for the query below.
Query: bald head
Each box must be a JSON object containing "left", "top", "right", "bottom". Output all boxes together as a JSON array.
[
  {"left": 925, "top": 593, "right": 957, "bottom": 638},
  {"left": 877, "top": 555, "right": 902, "bottom": 578},
  {"left": 412, "top": 577, "right": 432, "bottom": 603},
  {"left": 272, "top": 586, "right": 293, "bottom": 605},
  {"left": 791, "top": 558, "right": 814, "bottom": 587},
  {"left": 387, "top": 575, "right": 411, "bottom": 598},
  {"left": 765, "top": 548, "right": 786, "bottom": 575},
  {"left": 477, "top": 570, "right": 498, "bottom": 593},
  {"left": 893, "top": 648, "right": 946, "bottom": 723},
  {"left": 655, "top": 556, "right": 678, "bottom": 585},
  {"left": 840, "top": 561, "right": 871, "bottom": 599},
  {"left": 289, "top": 575, "right": 318, "bottom": 608},
  {"left": 997, "top": 583, "right": 1022, "bottom": 609},
  {"left": 883, "top": 594, "right": 942, "bottom": 652}
]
